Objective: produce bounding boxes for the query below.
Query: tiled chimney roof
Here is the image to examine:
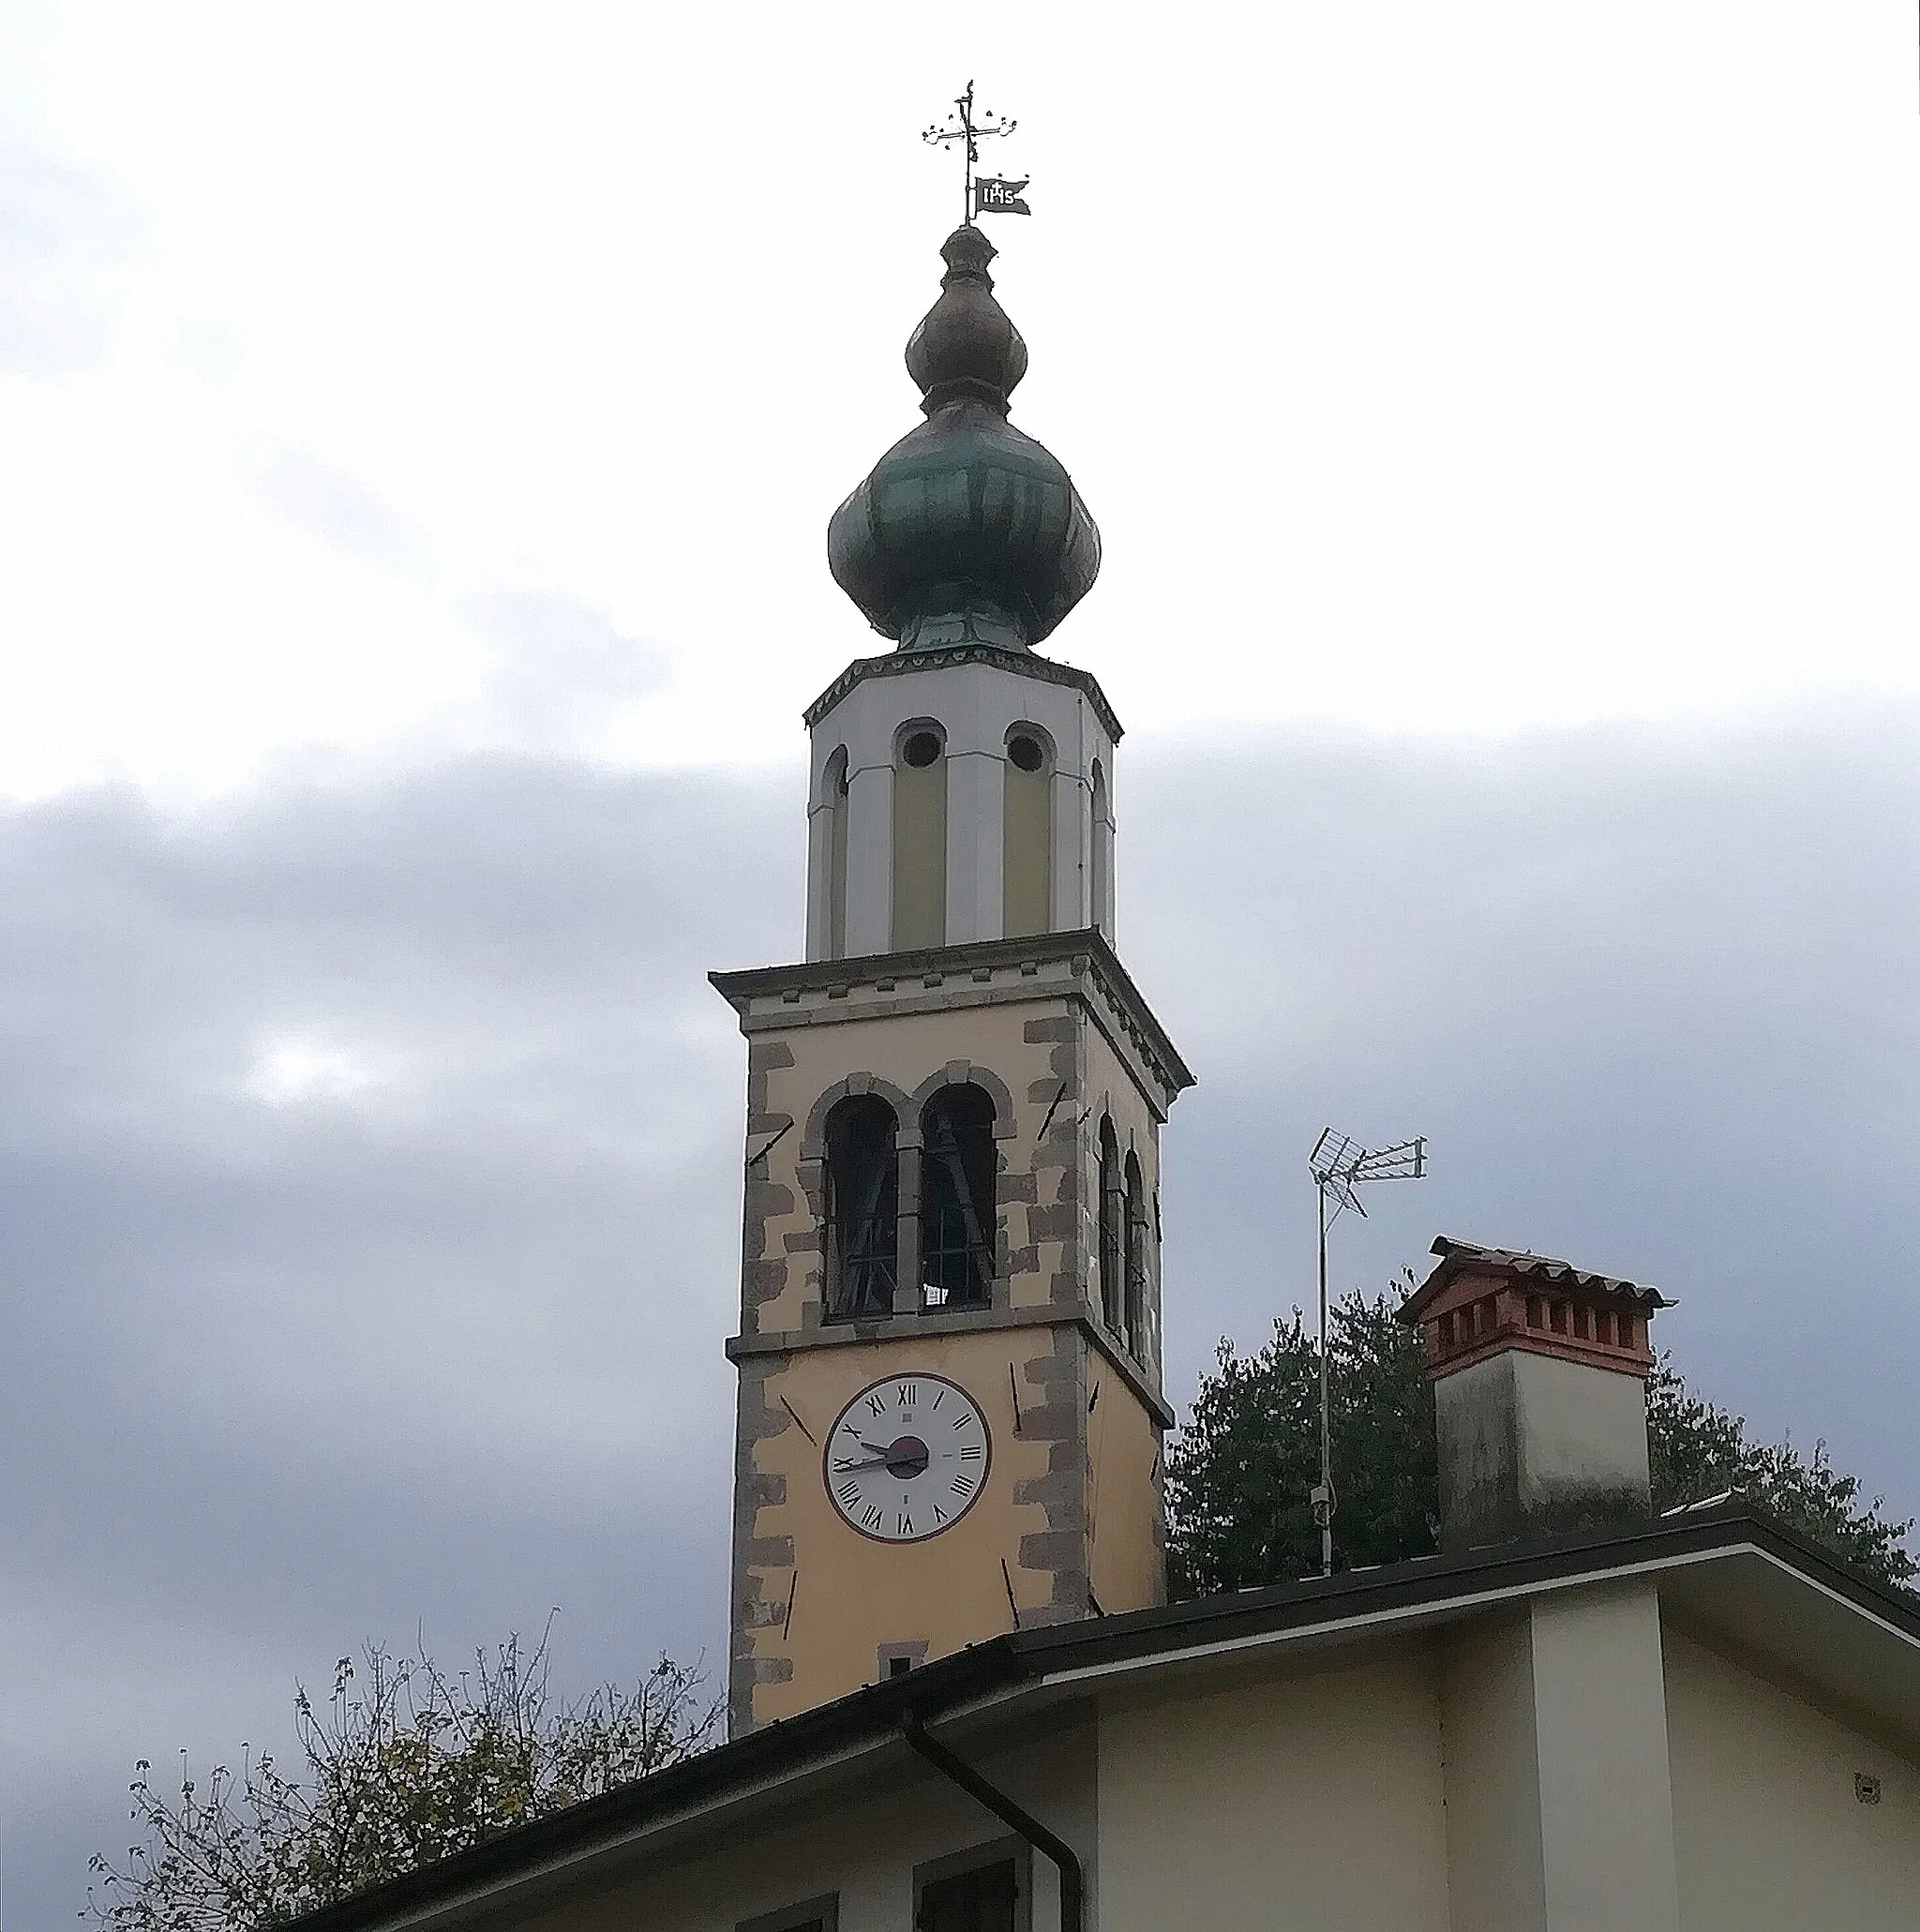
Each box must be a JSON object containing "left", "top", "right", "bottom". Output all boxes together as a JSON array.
[
  {"left": 1400, "top": 1236, "right": 1674, "bottom": 1383},
  {"left": 1402, "top": 1236, "right": 1675, "bottom": 1325}
]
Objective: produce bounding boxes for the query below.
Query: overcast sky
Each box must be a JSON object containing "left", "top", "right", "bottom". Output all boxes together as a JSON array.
[{"left": 4, "top": 6, "right": 1919, "bottom": 1928}]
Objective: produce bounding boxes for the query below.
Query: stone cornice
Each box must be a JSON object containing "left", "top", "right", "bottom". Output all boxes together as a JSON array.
[
  {"left": 726, "top": 1303, "right": 1177, "bottom": 1430},
  {"left": 710, "top": 928, "right": 1195, "bottom": 1109},
  {"left": 803, "top": 642, "right": 1123, "bottom": 744}
]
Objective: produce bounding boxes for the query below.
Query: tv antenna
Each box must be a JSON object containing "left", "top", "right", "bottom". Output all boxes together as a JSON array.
[
  {"left": 922, "top": 80, "right": 1017, "bottom": 228},
  {"left": 1307, "top": 1128, "right": 1427, "bottom": 1579}
]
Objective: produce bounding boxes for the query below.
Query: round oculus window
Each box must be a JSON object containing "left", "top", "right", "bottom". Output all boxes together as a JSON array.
[
  {"left": 1008, "top": 734, "right": 1045, "bottom": 772},
  {"left": 902, "top": 730, "right": 943, "bottom": 769}
]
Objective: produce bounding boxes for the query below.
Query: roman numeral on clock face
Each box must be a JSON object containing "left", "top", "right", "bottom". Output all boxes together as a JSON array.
[
  {"left": 951, "top": 1475, "right": 975, "bottom": 1497},
  {"left": 896, "top": 1383, "right": 917, "bottom": 1407},
  {"left": 862, "top": 1505, "right": 884, "bottom": 1530}
]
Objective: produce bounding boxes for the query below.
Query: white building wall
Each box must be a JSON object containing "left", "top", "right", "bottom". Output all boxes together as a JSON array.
[
  {"left": 1437, "top": 1581, "right": 1681, "bottom": 1932},
  {"left": 510, "top": 1716, "right": 1095, "bottom": 1932},
  {"left": 1530, "top": 1583, "right": 1681, "bottom": 1931},
  {"left": 1664, "top": 1624, "right": 1920, "bottom": 1930},
  {"left": 1439, "top": 1613, "right": 1548, "bottom": 1931},
  {"left": 804, "top": 785, "right": 836, "bottom": 961},
  {"left": 1097, "top": 1646, "right": 1453, "bottom": 1932},
  {"left": 806, "top": 657, "right": 1118, "bottom": 960}
]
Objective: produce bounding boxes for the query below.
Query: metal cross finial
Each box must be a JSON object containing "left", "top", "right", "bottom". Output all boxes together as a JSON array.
[{"left": 922, "top": 80, "right": 1017, "bottom": 228}]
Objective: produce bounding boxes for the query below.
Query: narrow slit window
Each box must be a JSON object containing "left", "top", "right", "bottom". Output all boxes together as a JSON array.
[
  {"left": 1097, "top": 1117, "right": 1122, "bottom": 1333},
  {"left": 1002, "top": 726, "right": 1053, "bottom": 937},
  {"left": 1123, "top": 1150, "right": 1148, "bottom": 1358},
  {"left": 892, "top": 724, "right": 947, "bottom": 950},
  {"left": 823, "top": 1095, "right": 897, "bottom": 1319},
  {"left": 920, "top": 1084, "right": 996, "bottom": 1310},
  {"left": 825, "top": 745, "right": 849, "bottom": 960},
  {"left": 1089, "top": 757, "right": 1112, "bottom": 931}
]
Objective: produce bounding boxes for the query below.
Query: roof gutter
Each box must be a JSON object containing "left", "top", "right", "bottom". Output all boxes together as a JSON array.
[{"left": 901, "top": 1709, "right": 1084, "bottom": 1932}]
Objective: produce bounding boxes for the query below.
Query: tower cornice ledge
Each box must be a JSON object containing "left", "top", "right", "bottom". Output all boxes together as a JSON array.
[
  {"left": 710, "top": 927, "right": 1194, "bottom": 1109},
  {"left": 725, "top": 1306, "right": 1178, "bottom": 1430},
  {"left": 802, "top": 640, "right": 1123, "bottom": 743}
]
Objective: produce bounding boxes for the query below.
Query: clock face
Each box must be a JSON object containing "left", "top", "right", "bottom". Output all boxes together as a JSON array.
[{"left": 823, "top": 1373, "right": 992, "bottom": 1543}]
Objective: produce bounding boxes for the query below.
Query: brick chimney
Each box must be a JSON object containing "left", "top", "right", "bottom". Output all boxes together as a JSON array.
[{"left": 1401, "top": 1236, "right": 1672, "bottom": 1550}]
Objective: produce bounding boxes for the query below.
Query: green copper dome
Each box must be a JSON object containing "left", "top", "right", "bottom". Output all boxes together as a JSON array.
[{"left": 827, "top": 226, "right": 1101, "bottom": 650}]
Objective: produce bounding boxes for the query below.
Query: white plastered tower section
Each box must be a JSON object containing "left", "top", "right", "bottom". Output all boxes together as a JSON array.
[{"left": 804, "top": 653, "right": 1118, "bottom": 960}]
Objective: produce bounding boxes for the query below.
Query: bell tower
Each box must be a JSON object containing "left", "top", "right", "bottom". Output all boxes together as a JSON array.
[{"left": 713, "top": 225, "right": 1192, "bottom": 1737}]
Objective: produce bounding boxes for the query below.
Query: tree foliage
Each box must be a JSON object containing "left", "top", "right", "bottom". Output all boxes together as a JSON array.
[
  {"left": 1166, "top": 1287, "right": 1436, "bottom": 1596},
  {"left": 1167, "top": 1285, "right": 1915, "bottom": 1597},
  {"left": 87, "top": 1625, "right": 718, "bottom": 1932},
  {"left": 1645, "top": 1358, "right": 1915, "bottom": 1583}
]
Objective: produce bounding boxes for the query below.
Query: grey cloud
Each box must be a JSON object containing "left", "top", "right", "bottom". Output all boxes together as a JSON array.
[
  {"left": 0, "top": 144, "right": 142, "bottom": 374},
  {"left": 0, "top": 756, "right": 794, "bottom": 1931},
  {"left": 4, "top": 711, "right": 1917, "bottom": 1928},
  {"left": 1124, "top": 711, "right": 1920, "bottom": 1492}
]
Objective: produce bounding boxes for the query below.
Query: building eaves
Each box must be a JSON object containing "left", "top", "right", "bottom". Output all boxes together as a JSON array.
[{"left": 282, "top": 1503, "right": 1917, "bottom": 1932}]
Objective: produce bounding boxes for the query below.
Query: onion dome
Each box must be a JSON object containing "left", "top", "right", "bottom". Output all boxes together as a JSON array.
[{"left": 827, "top": 226, "right": 1101, "bottom": 650}]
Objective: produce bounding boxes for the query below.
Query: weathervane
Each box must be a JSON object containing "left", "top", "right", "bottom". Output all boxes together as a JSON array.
[
  {"left": 1306, "top": 1127, "right": 1428, "bottom": 1579},
  {"left": 922, "top": 80, "right": 1031, "bottom": 225}
]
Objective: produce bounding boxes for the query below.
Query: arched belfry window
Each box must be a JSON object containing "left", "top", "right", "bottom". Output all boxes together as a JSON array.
[
  {"left": 824, "top": 1095, "right": 897, "bottom": 1320},
  {"left": 1003, "top": 726, "right": 1054, "bottom": 938},
  {"left": 892, "top": 723, "right": 947, "bottom": 951},
  {"left": 1097, "top": 1117, "right": 1123, "bottom": 1333},
  {"left": 1123, "top": 1150, "right": 1148, "bottom": 1359},
  {"left": 920, "top": 1084, "right": 996, "bottom": 1309},
  {"left": 824, "top": 745, "right": 849, "bottom": 961}
]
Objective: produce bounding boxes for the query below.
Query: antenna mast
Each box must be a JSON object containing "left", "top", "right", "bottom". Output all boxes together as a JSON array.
[{"left": 1306, "top": 1128, "right": 1427, "bottom": 1578}]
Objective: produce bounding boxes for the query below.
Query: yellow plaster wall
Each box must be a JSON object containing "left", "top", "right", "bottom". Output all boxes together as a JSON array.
[
  {"left": 1003, "top": 755, "right": 1053, "bottom": 937},
  {"left": 1664, "top": 1624, "right": 1920, "bottom": 1928},
  {"left": 733, "top": 977, "right": 1175, "bottom": 1727},
  {"left": 748, "top": 1326, "right": 1062, "bottom": 1726},
  {"left": 1098, "top": 1647, "right": 1452, "bottom": 1932},
  {"left": 892, "top": 751, "right": 946, "bottom": 949},
  {"left": 1087, "top": 1360, "right": 1162, "bottom": 1614}
]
